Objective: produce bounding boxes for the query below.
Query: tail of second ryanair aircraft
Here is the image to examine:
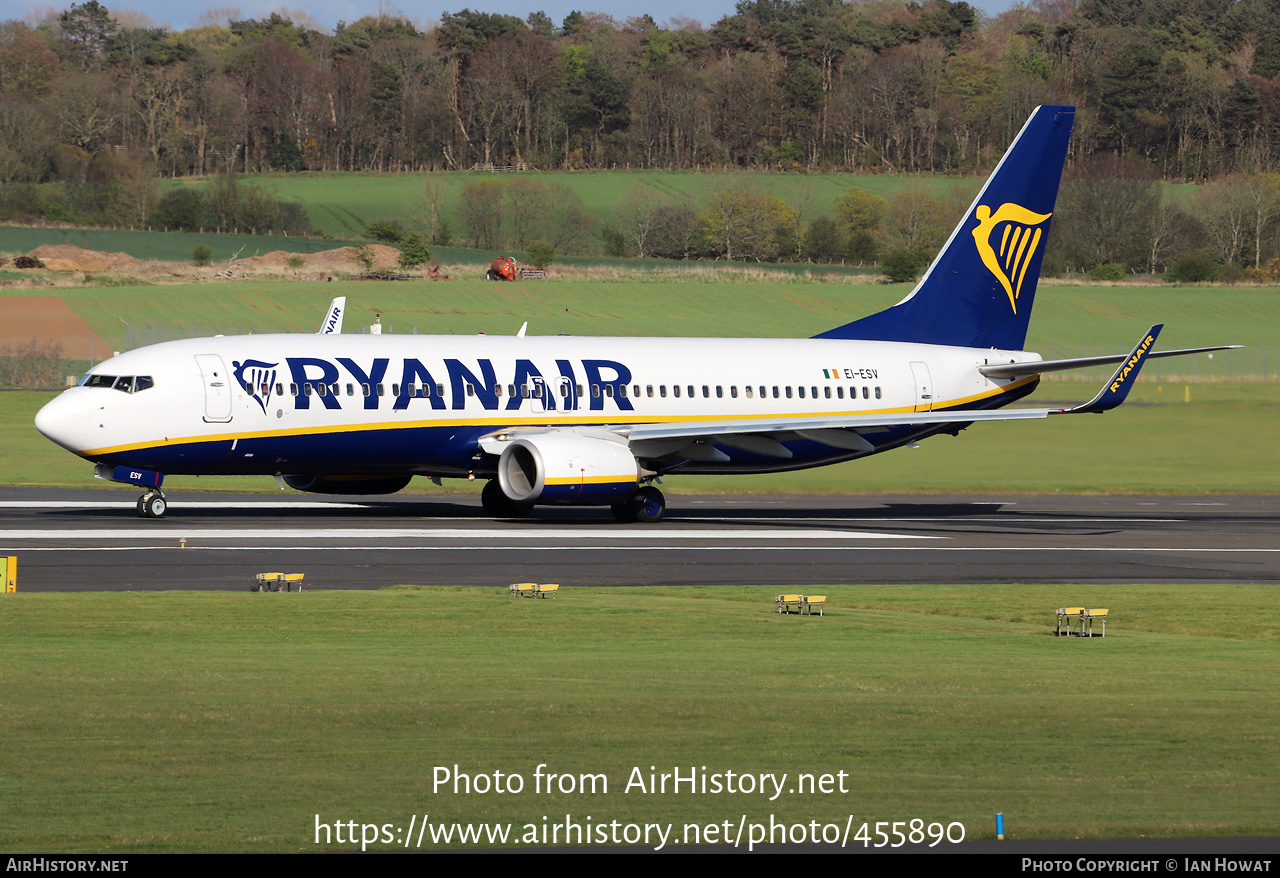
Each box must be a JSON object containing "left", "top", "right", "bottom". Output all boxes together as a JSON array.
[{"left": 816, "top": 105, "right": 1075, "bottom": 351}]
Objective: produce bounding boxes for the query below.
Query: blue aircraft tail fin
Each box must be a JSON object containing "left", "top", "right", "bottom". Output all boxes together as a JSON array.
[{"left": 815, "top": 105, "right": 1075, "bottom": 351}]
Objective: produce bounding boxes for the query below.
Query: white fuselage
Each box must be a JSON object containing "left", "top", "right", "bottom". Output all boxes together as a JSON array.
[{"left": 35, "top": 333, "right": 1041, "bottom": 481}]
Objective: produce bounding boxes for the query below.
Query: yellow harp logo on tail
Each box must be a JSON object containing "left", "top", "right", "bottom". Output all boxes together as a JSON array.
[{"left": 972, "top": 203, "right": 1052, "bottom": 313}]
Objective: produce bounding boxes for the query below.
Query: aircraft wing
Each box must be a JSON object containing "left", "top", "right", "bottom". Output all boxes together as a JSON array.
[{"left": 480, "top": 326, "right": 1170, "bottom": 461}]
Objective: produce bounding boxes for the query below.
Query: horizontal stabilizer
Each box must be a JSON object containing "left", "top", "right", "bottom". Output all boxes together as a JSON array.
[{"left": 980, "top": 343, "right": 1243, "bottom": 379}]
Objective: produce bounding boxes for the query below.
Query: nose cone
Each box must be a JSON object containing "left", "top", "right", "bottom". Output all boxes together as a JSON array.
[{"left": 35, "top": 390, "right": 90, "bottom": 454}]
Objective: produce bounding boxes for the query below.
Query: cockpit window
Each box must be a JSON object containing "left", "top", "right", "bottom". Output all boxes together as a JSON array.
[{"left": 79, "top": 374, "right": 153, "bottom": 393}]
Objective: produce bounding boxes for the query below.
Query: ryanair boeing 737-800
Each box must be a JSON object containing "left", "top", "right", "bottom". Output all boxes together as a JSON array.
[{"left": 33, "top": 106, "right": 1235, "bottom": 521}]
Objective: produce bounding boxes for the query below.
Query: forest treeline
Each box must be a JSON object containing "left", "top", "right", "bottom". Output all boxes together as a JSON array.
[{"left": 8, "top": 0, "right": 1280, "bottom": 276}]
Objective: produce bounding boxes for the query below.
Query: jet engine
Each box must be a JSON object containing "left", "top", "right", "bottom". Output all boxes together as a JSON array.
[
  {"left": 497, "top": 433, "right": 638, "bottom": 505},
  {"left": 281, "top": 474, "right": 412, "bottom": 495}
]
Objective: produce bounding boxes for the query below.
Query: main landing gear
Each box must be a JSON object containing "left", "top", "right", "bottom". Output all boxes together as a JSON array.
[
  {"left": 611, "top": 486, "right": 666, "bottom": 523},
  {"left": 137, "top": 491, "right": 167, "bottom": 519},
  {"left": 480, "top": 479, "right": 532, "bottom": 518}
]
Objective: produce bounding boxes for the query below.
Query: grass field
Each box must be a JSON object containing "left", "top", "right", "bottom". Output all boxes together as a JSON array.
[
  {"left": 0, "top": 585, "right": 1274, "bottom": 851},
  {"left": 6, "top": 279, "right": 1278, "bottom": 373}
]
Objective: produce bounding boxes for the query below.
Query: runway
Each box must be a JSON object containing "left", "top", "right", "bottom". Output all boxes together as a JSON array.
[{"left": 4, "top": 487, "right": 1277, "bottom": 591}]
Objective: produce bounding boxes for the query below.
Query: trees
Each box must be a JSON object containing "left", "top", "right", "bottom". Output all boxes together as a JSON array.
[
  {"left": 398, "top": 234, "right": 432, "bottom": 268},
  {"left": 458, "top": 178, "right": 505, "bottom": 249},
  {"left": 702, "top": 182, "right": 794, "bottom": 262},
  {"left": 1052, "top": 154, "right": 1161, "bottom": 272}
]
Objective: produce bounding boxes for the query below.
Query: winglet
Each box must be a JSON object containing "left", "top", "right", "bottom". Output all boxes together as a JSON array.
[
  {"left": 1060, "top": 324, "right": 1163, "bottom": 414},
  {"left": 319, "top": 297, "right": 345, "bottom": 335}
]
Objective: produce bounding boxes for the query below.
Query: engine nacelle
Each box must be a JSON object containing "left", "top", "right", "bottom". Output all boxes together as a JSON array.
[
  {"left": 498, "top": 433, "right": 638, "bottom": 505},
  {"left": 282, "top": 474, "right": 412, "bottom": 495}
]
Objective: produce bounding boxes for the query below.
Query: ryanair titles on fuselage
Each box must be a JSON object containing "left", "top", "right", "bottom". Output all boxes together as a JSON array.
[{"left": 232, "top": 355, "right": 636, "bottom": 414}]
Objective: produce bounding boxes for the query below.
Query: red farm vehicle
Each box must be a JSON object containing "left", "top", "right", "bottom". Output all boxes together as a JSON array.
[{"left": 486, "top": 256, "right": 517, "bottom": 281}]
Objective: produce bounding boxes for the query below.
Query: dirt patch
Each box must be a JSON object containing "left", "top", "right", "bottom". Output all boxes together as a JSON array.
[
  {"left": 27, "top": 245, "right": 140, "bottom": 273},
  {"left": 0, "top": 297, "right": 109, "bottom": 359},
  {"left": 232, "top": 245, "right": 403, "bottom": 274}
]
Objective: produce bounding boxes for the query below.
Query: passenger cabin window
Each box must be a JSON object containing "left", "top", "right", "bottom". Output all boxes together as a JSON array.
[
  {"left": 798, "top": 386, "right": 805, "bottom": 399},
  {"left": 716, "top": 386, "right": 724, "bottom": 398},
  {"left": 746, "top": 387, "right": 753, "bottom": 399},
  {"left": 875, "top": 387, "right": 882, "bottom": 399},
  {"left": 673, "top": 385, "right": 680, "bottom": 398},
  {"left": 275, "top": 382, "right": 283, "bottom": 396},
  {"left": 660, "top": 385, "right": 667, "bottom": 398},
  {"left": 647, "top": 385, "right": 654, "bottom": 397},
  {"left": 702, "top": 385, "right": 709, "bottom": 398},
  {"left": 785, "top": 387, "right": 792, "bottom": 398}
]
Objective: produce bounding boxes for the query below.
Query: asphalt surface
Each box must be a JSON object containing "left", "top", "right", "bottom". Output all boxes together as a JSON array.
[{"left": 3, "top": 487, "right": 1277, "bottom": 591}]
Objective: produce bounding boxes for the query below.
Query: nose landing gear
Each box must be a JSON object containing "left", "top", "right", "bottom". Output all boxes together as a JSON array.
[{"left": 137, "top": 491, "right": 167, "bottom": 518}]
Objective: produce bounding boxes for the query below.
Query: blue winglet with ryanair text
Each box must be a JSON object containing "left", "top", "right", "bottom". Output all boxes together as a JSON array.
[{"left": 1057, "top": 325, "right": 1163, "bottom": 415}]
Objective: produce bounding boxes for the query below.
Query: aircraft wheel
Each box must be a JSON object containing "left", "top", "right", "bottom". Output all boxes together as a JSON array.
[
  {"left": 480, "top": 479, "right": 506, "bottom": 515},
  {"left": 628, "top": 487, "right": 666, "bottom": 523},
  {"left": 481, "top": 479, "right": 534, "bottom": 518},
  {"left": 141, "top": 493, "right": 167, "bottom": 519}
]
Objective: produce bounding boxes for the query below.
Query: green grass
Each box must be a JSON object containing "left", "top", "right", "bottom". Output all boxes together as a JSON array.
[
  {"left": 6, "top": 280, "right": 1278, "bottom": 369},
  {"left": 0, "top": 585, "right": 1275, "bottom": 851}
]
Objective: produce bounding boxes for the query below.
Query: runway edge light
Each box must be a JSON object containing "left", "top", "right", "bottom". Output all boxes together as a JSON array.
[
  {"left": 996, "top": 813, "right": 1004, "bottom": 840},
  {"left": 4, "top": 556, "right": 15, "bottom": 592}
]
